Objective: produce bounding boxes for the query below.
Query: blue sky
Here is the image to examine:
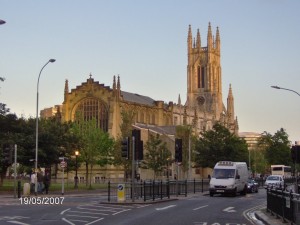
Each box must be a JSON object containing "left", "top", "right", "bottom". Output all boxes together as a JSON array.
[{"left": 1, "top": 0, "right": 300, "bottom": 143}]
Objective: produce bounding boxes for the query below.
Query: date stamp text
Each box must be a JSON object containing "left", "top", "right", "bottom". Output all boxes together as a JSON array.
[{"left": 19, "top": 197, "right": 64, "bottom": 205}]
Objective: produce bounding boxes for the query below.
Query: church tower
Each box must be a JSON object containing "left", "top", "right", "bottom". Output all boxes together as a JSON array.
[{"left": 186, "top": 23, "right": 223, "bottom": 120}]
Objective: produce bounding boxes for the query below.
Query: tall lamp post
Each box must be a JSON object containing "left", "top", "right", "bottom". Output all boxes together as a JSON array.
[
  {"left": 35, "top": 59, "right": 56, "bottom": 195},
  {"left": 271, "top": 85, "right": 300, "bottom": 96},
  {"left": 74, "top": 150, "right": 79, "bottom": 189},
  {"left": 271, "top": 85, "right": 300, "bottom": 192}
]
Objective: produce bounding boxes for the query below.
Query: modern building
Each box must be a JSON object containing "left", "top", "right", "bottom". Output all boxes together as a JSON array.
[{"left": 41, "top": 23, "right": 238, "bottom": 181}]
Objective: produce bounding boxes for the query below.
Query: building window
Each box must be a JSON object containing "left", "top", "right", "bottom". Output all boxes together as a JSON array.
[
  {"left": 75, "top": 97, "right": 109, "bottom": 132},
  {"left": 152, "top": 115, "right": 155, "bottom": 124}
]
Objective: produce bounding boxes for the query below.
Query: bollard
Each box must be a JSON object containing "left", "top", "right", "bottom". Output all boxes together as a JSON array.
[{"left": 17, "top": 181, "right": 21, "bottom": 198}]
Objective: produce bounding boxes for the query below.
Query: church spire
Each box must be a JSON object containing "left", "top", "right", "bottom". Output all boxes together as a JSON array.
[
  {"left": 215, "top": 26, "right": 220, "bottom": 52},
  {"left": 207, "top": 22, "right": 213, "bottom": 51},
  {"left": 196, "top": 28, "right": 201, "bottom": 50},
  {"left": 227, "top": 84, "right": 235, "bottom": 123},
  {"left": 188, "top": 25, "right": 193, "bottom": 54},
  {"left": 113, "top": 75, "right": 116, "bottom": 90},
  {"left": 64, "top": 79, "right": 69, "bottom": 102}
]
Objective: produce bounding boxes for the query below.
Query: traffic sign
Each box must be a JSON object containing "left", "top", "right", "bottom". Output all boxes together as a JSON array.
[{"left": 60, "top": 161, "right": 67, "bottom": 168}]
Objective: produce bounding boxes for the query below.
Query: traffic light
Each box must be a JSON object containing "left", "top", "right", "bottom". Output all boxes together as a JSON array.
[
  {"left": 291, "top": 145, "right": 300, "bottom": 163},
  {"left": 132, "top": 129, "right": 143, "bottom": 160},
  {"left": 2, "top": 144, "right": 12, "bottom": 165},
  {"left": 175, "top": 138, "right": 182, "bottom": 162},
  {"left": 121, "top": 137, "right": 129, "bottom": 159}
]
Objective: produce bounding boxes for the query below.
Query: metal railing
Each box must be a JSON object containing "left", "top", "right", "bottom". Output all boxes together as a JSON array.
[
  {"left": 267, "top": 186, "right": 300, "bottom": 224},
  {"left": 107, "top": 179, "right": 210, "bottom": 202}
]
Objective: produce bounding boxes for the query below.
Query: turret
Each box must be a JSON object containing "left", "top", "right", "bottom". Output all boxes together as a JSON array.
[
  {"left": 227, "top": 84, "right": 234, "bottom": 123},
  {"left": 64, "top": 79, "right": 69, "bottom": 103},
  {"left": 207, "top": 22, "right": 213, "bottom": 51},
  {"left": 187, "top": 25, "right": 193, "bottom": 57},
  {"left": 196, "top": 28, "right": 201, "bottom": 50},
  {"left": 215, "top": 26, "right": 220, "bottom": 53}
]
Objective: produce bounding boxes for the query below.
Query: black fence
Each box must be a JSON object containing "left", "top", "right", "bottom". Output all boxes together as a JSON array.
[
  {"left": 107, "top": 179, "right": 210, "bottom": 202},
  {"left": 267, "top": 187, "right": 300, "bottom": 224}
]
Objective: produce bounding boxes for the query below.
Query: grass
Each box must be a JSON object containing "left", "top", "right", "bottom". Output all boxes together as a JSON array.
[{"left": 0, "top": 178, "right": 108, "bottom": 193}]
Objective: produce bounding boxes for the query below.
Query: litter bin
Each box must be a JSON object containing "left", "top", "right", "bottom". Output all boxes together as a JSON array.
[{"left": 23, "top": 183, "right": 30, "bottom": 196}]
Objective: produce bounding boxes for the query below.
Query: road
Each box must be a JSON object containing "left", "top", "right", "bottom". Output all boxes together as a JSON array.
[{"left": 0, "top": 190, "right": 267, "bottom": 225}]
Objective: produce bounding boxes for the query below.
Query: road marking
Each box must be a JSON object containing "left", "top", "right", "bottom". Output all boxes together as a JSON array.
[
  {"left": 223, "top": 206, "right": 236, "bottom": 212},
  {"left": 61, "top": 208, "right": 71, "bottom": 215},
  {"left": 155, "top": 205, "right": 176, "bottom": 211},
  {"left": 193, "top": 205, "right": 208, "bottom": 210},
  {"left": 7, "top": 221, "right": 30, "bottom": 225},
  {"left": 85, "top": 218, "right": 104, "bottom": 225}
]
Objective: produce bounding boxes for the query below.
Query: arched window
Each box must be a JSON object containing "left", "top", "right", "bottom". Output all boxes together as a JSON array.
[{"left": 75, "top": 98, "right": 108, "bottom": 132}]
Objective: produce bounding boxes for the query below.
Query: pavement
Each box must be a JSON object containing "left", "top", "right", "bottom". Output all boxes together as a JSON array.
[{"left": 0, "top": 190, "right": 289, "bottom": 225}]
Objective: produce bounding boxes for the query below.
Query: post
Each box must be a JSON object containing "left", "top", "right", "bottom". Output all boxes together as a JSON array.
[
  {"left": 62, "top": 158, "right": 65, "bottom": 195},
  {"left": 35, "top": 59, "right": 55, "bottom": 195},
  {"left": 14, "top": 144, "right": 17, "bottom": 198},
  {"left": 132, "top": 136, "right": 135, "bottom": 202},
  {"left": 74, "top": 150, "right": 79, "bottom": 189}
]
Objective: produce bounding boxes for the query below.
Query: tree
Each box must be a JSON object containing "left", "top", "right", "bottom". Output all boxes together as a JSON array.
[
  {"left": 194, "top": 123, "right": 248, "bottom": 168},
  {"left": 71, "top": 117, "right": 114, "bottom": 188},
  {"left": 141, "top": 133, "right": 171, "bottom": 180},
  {"left": 257, "top": 128, "right": 292, "bottom": 172}
]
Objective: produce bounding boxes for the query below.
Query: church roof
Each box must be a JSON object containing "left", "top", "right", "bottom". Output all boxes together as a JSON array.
[{"left": 121, "top": 91, "right": 156, "bottom": 106}]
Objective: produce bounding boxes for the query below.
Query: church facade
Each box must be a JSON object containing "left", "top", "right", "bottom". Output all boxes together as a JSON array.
[{"left": 42, "top": 23, "right": 238, "bottom": 181}]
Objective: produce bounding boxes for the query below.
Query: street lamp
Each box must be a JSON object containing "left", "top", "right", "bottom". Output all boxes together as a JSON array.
[
  {"left": 0, "top": 19, "right": 5, "bottom": 25},
  {"left": 35, "top": 59, "right": 56, "bottom": 195},
  {"left": 271, "top": 85, "right": 300, "bottom": 96},
  {"left": 271, "top": 85, "right": 300, "bottom": 192},
  {"left": 74, "top": 150, "right": 79, "bottom": 189}
]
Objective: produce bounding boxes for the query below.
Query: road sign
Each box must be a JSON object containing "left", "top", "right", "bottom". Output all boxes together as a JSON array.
[
  {"left": 60, "top": 161, "right": 67, "bottom": 168},
  {"left": 117, "top": 184, "right": 125, "bottom": 202}
]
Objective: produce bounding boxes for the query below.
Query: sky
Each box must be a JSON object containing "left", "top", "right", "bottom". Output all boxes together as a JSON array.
[{"left": 1, "top": 0, "right": 300, "bottom": 144}]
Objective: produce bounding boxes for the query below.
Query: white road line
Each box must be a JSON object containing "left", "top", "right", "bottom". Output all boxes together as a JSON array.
[
  {"left": 7, "top": 221, "right": 30, "bottom": 225},
  {"left": 62, "top": 218, "right": 75, "bottom": 225},
  {"left": 155, "top": 205, "right": 176, "bottom": 211},
  {"left": 85, "top": 218, "right": 104, "bottom": 225},
  {"left": 65, "top": 214, "right": 100, "bottom": 219},
  {"left": 223, "top": 206, "right": 236, "bottom": 212},
  {"left": 61, "top": 208, "right": 71, "bottom": 215},
  {"left": 193, "top": 205, "right": 208, "bottom": 210},
  {"left": 66, "top": 210, "right": 109, "bottom": 215},
  {"left": 112, "top": 208, "right": 132, "bottom": 215}
]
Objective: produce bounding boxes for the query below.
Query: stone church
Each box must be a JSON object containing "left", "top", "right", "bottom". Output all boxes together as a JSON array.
[{"left": 41, "top": 23, "right": 238, "bottom": 181}]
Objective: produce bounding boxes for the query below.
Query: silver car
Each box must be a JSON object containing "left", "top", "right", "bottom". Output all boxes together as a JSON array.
[{"left": 264, "top": 175, "right": 284, "bottom": 189}]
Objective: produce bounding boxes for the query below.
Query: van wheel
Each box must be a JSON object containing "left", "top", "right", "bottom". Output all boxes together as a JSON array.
[
  {"left": 210, "top": 192, "right": 214, "bottom": 197},
  {"left": 241, "top": 185, "right": 247, "bottom": 195},
  {"left": 232, "top": 188, "right": 237, "bottom": 197}
]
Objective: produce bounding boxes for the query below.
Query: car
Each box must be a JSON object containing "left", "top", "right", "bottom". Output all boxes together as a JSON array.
[
  {"left": 264, "top": 175, "right": 284, "bottom": 189},
  {"left": 247, "top": 179, "right": 259, "bottom": 193}
]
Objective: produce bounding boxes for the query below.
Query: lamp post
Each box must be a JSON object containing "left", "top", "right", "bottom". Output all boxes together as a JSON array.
[
  {"left": 271, "top": 85, "right": 300, "bottom": 192},
  {"left": 74, "top": 150, "right": 79, "bottom": 189},
  {"left": 35, "top": 59, "right": 56, "bottom": 195},
  {"left": 271, "top": 85, "right": 300, "bottom": 96},
  {"left": 0, "top": 19, "right": 5, "bottom": 25}
]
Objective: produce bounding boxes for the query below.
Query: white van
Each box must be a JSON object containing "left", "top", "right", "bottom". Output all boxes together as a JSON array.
[{"left": 209, "top": 161, "right": 248, "bottom": 197}]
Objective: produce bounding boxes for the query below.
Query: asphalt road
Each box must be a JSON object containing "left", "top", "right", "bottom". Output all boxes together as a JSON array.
[{"left": 0, "top": 190, "right": 267, "bottom": 225}]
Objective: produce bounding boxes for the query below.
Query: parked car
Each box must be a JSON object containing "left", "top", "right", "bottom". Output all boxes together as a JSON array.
[
  {"left": 264, "top": 175, "right": 284, "bottom": 189},
  {"left": 247, "top": 179, "right": 259, "bottom": 193}
]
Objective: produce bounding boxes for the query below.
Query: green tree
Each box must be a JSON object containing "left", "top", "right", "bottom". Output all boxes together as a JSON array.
[
  {"left": 194, "top": 123, "right": 248, "bottom": 168},
  {"left": 141, "top": 133, "right": 171, "bottom": 180},
  {"left": 257, "top": 128, "right": 292, "bottom": 172},
  {"left": 71, "top": 117, "right": 114, "bottom": 188}
]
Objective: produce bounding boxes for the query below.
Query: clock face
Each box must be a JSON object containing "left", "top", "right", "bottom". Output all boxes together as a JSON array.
[{"left": 197, "top": 96, "right": 205, "bottom": 106}]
